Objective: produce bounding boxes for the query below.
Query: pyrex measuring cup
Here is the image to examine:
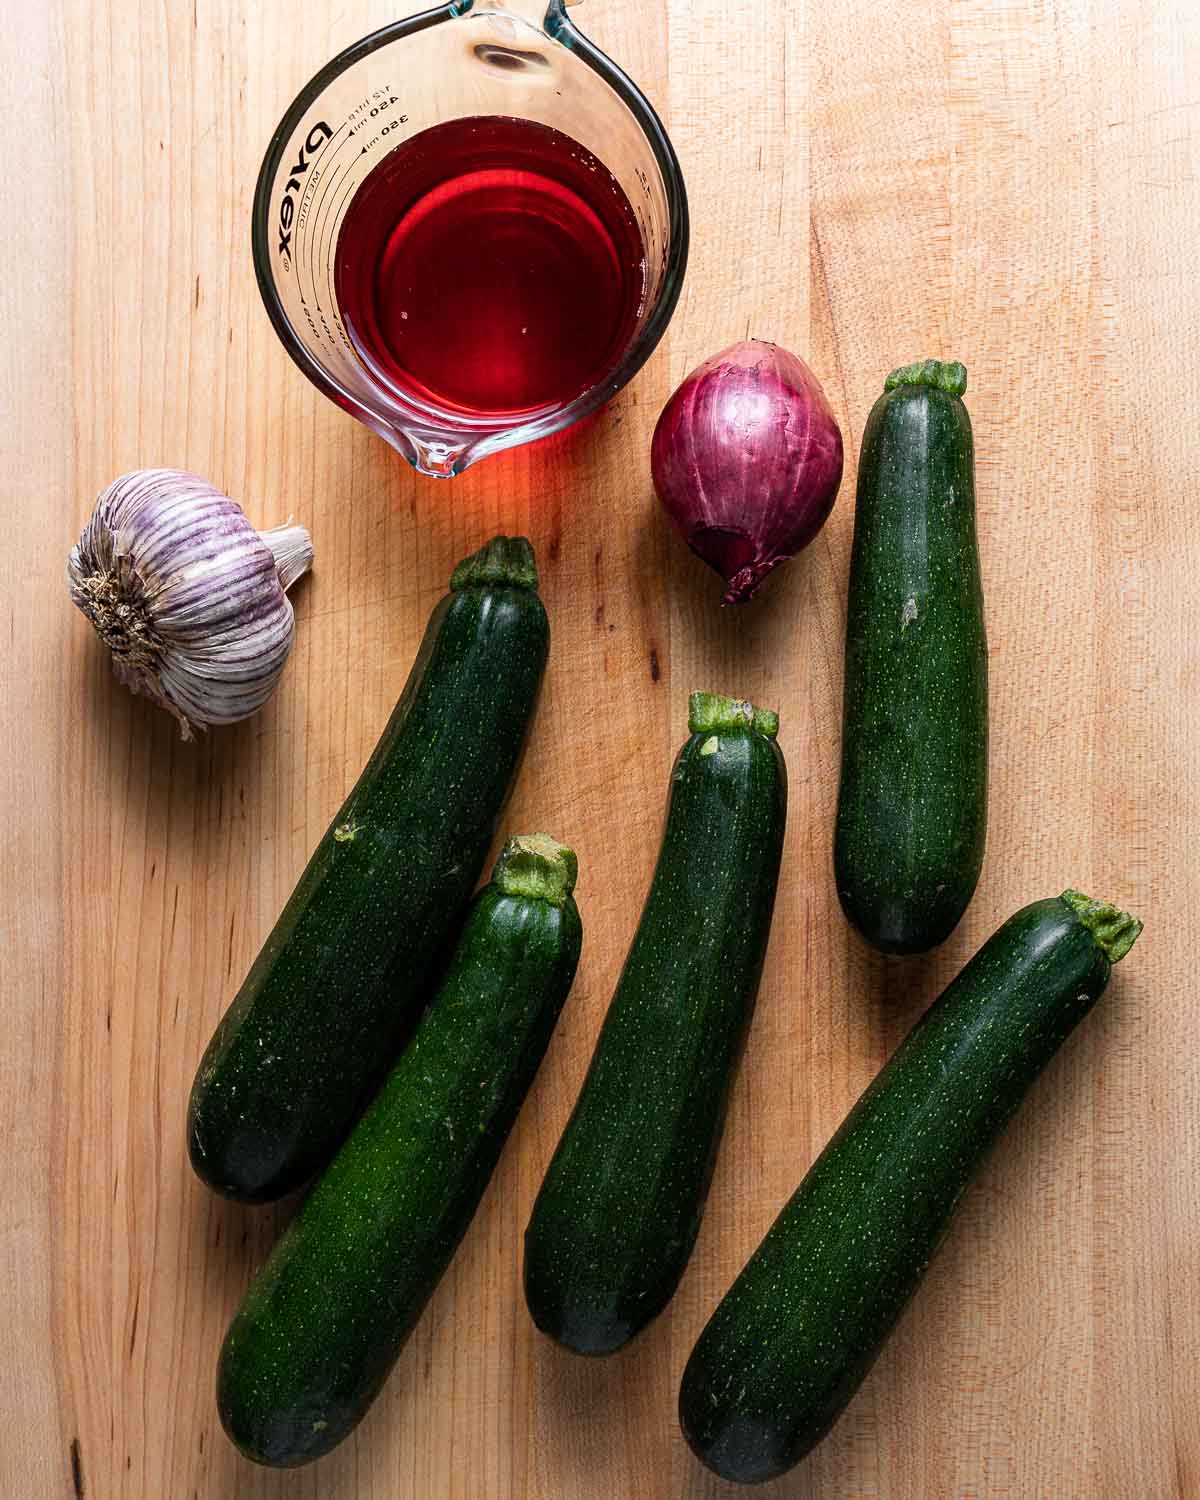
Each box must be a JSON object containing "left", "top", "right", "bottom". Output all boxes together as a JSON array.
[{"left": 252, "top": 0, "right": 688, "bottom": 477}]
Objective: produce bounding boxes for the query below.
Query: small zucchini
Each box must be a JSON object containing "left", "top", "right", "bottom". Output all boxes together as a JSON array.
[
  {"left": 189, "top": 537, "right": 549, "bottom": 1202},
  {"left": 524, "top": 691, "right": 787, "bottom": 1355},
  {"left": 218, "top": 836, "right": 582, "bottom": 1467},
  {"left": 835, "top": 359, "right": 987, "bottom": 953},
  {"left": 679, "top": 891, "right": 1142, "bottom": 1484}
]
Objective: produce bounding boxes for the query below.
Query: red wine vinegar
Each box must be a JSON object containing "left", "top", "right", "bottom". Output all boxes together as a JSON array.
[{"left": 334, "top": 115, "right": 646, "bottom": 420}]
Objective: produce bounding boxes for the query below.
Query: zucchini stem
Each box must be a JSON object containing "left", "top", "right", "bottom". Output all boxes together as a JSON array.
[
  {"left": 884, "top": 360, "right": 968, "bottom": 397},
  {"left": 450, "top": 536, "right": 539, "bottom": 593},
  {"left": 688, "top": 691, "right": 779, "bottom": 740},
  {"left": 1060, "top": 890, "right": 1143, "bottom": 962},
  {"left": 494, "top": 834, "right": 578, "bottom": 906}
]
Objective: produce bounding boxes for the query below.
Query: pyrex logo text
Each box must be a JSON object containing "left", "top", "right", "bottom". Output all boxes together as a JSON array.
[{"left": 278, "top": 122, "right": 333, "bottom": 267}]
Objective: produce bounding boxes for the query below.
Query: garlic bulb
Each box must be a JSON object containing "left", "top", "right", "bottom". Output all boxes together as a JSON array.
[{"left": 68, "top": 469, "right": 314, "bottom": 739}]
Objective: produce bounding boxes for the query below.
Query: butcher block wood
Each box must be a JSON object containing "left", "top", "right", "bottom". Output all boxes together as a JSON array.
[{"left": 2, "top": 0, "right": 1197, "bottom": 1494}]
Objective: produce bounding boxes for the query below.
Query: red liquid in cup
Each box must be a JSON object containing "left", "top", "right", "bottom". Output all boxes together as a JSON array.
[{"left": 334, "top": 115, "right": 646, "bottom": 420}]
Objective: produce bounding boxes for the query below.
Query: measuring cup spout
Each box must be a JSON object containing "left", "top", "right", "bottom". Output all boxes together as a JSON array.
[{"left": 402, "top": 432, "right": 472, "bottom": 479}]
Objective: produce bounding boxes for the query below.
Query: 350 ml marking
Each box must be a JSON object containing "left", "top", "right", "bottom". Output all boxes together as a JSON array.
[{"left": 349, "top": 92, "right": 408, "bottom": 156}]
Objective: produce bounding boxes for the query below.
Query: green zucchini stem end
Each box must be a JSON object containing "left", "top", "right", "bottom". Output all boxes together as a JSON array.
[
  {"left": 1060, "top": 889, "right": 1143, "bottom": 963},
  {"left": 494, "top": 834, "right": 578, "bottom": 906},
  {"left": 688, "top": 691, "right": 779, "bottom": 740},
  {"left": 450, "top": 536, "right": 539, "bottom": 593},
  {"left": 884, "top": 359, "right": 968, "bottom": 397}
]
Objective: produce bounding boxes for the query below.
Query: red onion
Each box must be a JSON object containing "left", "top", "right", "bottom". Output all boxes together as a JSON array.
[{"left": 651, "top": 340, "right": 844, "bottom": 604}]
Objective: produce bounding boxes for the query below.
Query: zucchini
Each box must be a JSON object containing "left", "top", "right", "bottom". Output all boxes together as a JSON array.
[
  {"left": 218, "top": 835, "right": 582, "bottom": 1467},
  {"left": 679, "top": 891, "right": 1142, "bottom": 1484},
  {"left": 834, "top": 359, "right": 987, "bottom": 953},
  {"left": 188, "top": 537, "right": 549, "bottom": 1203},
  {"left": 524, "top": 692, "right": 787, "bottom": 1355}
]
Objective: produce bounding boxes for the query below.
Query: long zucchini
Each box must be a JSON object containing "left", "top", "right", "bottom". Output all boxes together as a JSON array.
[
  {"left": 835, "top": 360, "right": 987, "bottom": 953},
  {"left": 189, "top": 537, "right": 549, "bottom": 1202},
  {"left": 218, "top": 836, "right": 582, "bottom": 1466},
  {"left": 679, "top": 891, "right": 1142, "bottom": 1483},
  {"left": 524, "top": 692, "right": 787, "bottom": 1354}
]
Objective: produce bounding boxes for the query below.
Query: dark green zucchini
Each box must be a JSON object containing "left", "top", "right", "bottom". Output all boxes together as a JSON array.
[
  {"left": 188, "top": 537, "right": 548, "bottom": 1203},
  {"left": 218, "top": 835, "right": 582, "bottom": 1467},
  {"left": 680, "top": 890, "right": 1142, "bottom": 1484},
  {"left": 524, "top": 691, "right": 787, "bottom": 1355},
  {"left": 835, "top": 359, "right": 987, "bottom": 954}
]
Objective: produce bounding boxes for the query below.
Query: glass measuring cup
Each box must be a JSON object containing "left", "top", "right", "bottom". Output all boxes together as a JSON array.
[{"left": 251, "top": 0, "right": 689, "bottom": 477}]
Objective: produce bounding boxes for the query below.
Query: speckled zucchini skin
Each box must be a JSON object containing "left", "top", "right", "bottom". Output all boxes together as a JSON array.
[
  {"left": 218, "top": 844, "right": 582, "bottom": 1468},
  {"left": 188, "top": 538, "right": 549, "bottom": 1204},
  {"left": 524, "top": 693, "right": 787, "bottom": 1355},
  {"left": 835, "top": 361, "right": 987, "bottom": 954},
  {"left": 680, "top": 894, "right": 1140, "bottom": 1485}
]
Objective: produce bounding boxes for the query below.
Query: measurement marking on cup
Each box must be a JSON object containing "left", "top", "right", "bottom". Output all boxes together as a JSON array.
[
  {"left": 278, "top": 119, "right": 348, "bottom": 266},
  {"left": 358, "top": 114, "right": 409, "bottom": 158},
  {"left": 309, "top": 160, "right": 351, "bottom": 282},
  {"left": 307, "top": 119, "right": 346, "bottom": 170},
  {"left": 308, "top": 135, "right": 364, "bottom": 275},
  {"left": 297, "top": 173, "right": 316, "bottom": 234},
  {"left": 298, "top": 120, "right": 350, "bottom": 226},
  {"left": 347, "top": 84, "right": 397, "bottom": 122}
]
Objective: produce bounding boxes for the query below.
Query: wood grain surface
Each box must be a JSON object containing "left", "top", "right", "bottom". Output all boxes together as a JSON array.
[{"left": 3, "top": 0, "right": 1197, "bottom": 1495}]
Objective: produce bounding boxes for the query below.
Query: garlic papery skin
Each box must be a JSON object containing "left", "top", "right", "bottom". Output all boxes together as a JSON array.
[{"left": 68, "top": 469, "right": 314, "bottom": 740}]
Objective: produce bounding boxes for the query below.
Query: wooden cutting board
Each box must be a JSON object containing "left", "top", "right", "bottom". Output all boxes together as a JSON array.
[{"left": 4, "top": 0, "right": 1197, "bottom": 1494}]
